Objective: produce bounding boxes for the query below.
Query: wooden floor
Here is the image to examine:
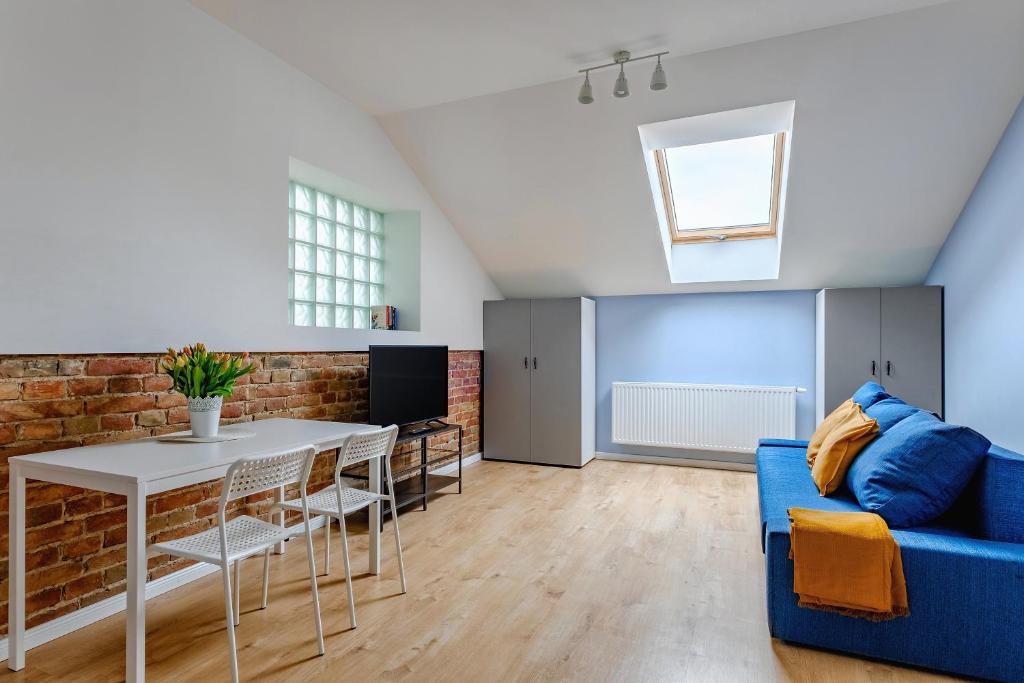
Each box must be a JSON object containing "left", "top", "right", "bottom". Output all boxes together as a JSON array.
[{"left": 3, "top": 460, "right": 957, "bottom": 682}]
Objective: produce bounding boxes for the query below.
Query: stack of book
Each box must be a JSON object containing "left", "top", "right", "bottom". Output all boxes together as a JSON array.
[{"left": 371, "top": 305, "right": 398, "bottom": 330}]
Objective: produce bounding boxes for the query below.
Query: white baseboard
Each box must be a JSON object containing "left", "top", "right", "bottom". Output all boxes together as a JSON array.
[
  {"left": 432, "top": 451, "right": 481, "bottom": 475},
  {"left": 0, "top": 456, "right": 485, "bottom": 661},
  {"left": 0, "top": 514, "right": 329, "bottom": 663},
  {"left": 594, "top": 451, "right": 755, "bottom": 472}
]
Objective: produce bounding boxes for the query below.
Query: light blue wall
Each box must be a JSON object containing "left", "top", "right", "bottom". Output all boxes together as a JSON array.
[
  {"left": 596, "top": 291, "right": 817, "bottom": 463},
  {"left": 926, "top": 97, "right": 1024, "bottom": 452}
]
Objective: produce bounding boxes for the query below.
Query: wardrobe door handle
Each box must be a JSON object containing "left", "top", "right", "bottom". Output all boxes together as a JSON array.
[
  {"left": 532, "top": 357, "right": 537, "bottom": 370},
  {"left": 523, "top": 356, "right": 528, "bottom": 369},
  {"left": 871, "top": 361, "right": 876, "bottom": 376},
  {"left": 886, "top": 361, "right": 892, "bottom": 376}
]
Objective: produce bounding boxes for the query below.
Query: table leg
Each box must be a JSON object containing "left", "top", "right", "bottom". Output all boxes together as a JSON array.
[
  {"left": 126, "top": 482, "right": 147, "bottom": 682},
  {"left": 368, "top": 457, "right": 380, "bottom": 575},
  {"left": 7, "top": 464, "right": 26, "bottom": 671},
  {"left": 274, "top": 484, "right": 286, "bottom": 554}
]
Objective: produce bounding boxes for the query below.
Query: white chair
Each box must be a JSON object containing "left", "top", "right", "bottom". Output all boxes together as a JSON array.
[
  {"left": 278, "top": 425, "right": 405, "bottom": 629},
  {"left": 150, "top": 446, "right": 324, "bottom": 683}
]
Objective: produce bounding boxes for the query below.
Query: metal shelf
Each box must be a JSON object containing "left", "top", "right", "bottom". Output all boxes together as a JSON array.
[
  {"left": 352, "top": 420, "right": 464, "bottom": 525},
  {"left": 389, "top": 474, "right": 460, "bottom": 514},
  {"left": 391, "top": 448, "right": 460, "bottom": 480}
]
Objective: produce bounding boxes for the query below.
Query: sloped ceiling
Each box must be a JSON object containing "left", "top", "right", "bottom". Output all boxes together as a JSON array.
[
  {"left": 378, "top": 0, "right": 1024, "bottom": 298},
  {"left": 192, "top": 0, "right": 947, "bottom": 115}
]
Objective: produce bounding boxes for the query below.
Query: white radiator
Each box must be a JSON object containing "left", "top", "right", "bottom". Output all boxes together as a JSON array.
[{"left": 612, "top": 382, "right": 801, "bottom": 454}]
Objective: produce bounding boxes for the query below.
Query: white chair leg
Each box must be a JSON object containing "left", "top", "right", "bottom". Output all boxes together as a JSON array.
[
  {"left": 323, "top": 518, "right": 331, "bottom": 576},
  {"left": 388, "top": 488, "right": 407, "bottom": 594},
  {"left": 337, "top": 512, "right": 357, "bottom": 629},
  {"left": 261, "top": 547, "right": 271, "bottom": 609},
  {"left": 232, "top": 560, "right": 241, "bottom": 626},
  {"left": 301, "top": 511, "right": 325, "bottom": 656},
  {"left": 222, "top": 563, "right": 240, "bottom": 683}
]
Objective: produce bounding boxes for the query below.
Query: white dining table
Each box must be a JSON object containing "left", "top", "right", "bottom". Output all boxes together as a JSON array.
[{"left": 7, "top": 417, "right": 380, "bottom": 682}]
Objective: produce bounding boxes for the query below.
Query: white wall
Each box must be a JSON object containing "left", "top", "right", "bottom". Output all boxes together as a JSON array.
[
  {"left": 925, "top": 96, "right": 1024, "bottom": 451},
  {"left": 0, "top": 0, "right": 500, "bottom": 354}
]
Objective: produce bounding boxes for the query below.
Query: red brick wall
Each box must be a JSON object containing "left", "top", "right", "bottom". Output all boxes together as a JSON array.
[{"left": 0, "top": 350, "right": 480, "bottom": 634}]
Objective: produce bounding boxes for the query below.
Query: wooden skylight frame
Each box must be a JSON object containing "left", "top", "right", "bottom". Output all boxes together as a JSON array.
[{"left": 654, "top": 132, "right": 786, "bottom": 244}]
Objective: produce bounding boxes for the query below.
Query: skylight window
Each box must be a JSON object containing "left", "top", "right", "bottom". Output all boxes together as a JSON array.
[{"left": 654, "top": 132, "right": 785, "bottom": 243}]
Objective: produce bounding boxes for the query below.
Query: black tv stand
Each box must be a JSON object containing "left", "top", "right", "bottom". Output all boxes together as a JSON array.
[{"left": 349, "top": 421, "right": 463, "bottom": 525}]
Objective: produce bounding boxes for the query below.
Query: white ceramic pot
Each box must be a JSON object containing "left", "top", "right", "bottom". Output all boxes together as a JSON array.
[{"left": 187, "top": 395, "right": 223, "bottom": 438}]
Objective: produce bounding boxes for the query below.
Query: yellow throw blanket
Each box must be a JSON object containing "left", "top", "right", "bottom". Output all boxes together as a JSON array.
[{"left": 788, "top": 508, "right": 909, "bottom": 621}]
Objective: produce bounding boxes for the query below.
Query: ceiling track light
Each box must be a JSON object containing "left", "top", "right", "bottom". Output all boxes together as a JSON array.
[{"left": 576, "top": 49, "right": 669, "bottom": 104}]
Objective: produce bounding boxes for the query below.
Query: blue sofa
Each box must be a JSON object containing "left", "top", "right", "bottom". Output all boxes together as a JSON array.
[{"left": 756, "top": 437, "right": 1024, "bottom": 681}]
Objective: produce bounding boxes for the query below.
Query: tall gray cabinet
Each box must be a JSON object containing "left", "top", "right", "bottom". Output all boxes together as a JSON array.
[
  {"left": 815, "top": 286, "right": 943, "bottom": 422},
  {"left": 483, "top": 297, "right": 595, "bottom": 468}
]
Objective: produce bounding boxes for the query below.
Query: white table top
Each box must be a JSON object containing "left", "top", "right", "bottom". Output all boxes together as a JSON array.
[{"left": 8, "top": 418, "right": 374, "bottom": 485}]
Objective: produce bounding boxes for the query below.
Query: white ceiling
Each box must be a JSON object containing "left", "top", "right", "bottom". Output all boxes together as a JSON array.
[
  {"left": 192, "top": 0, "right": 949, "bottom": 115},
  {"left": 378, "top": 0, "right": 1024, "bottom": 298}
]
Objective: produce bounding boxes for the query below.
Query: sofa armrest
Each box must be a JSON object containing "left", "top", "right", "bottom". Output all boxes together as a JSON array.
[
  {"left": 892, "top": 526, "right": 1024, "bottom": 561},
  {"left": 758, "top": 438, "right": 809, "bottom": 449}
]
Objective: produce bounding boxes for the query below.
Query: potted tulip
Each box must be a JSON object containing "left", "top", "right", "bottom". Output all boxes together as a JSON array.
[{"left": 161, "top": 344, "right": 255, "bottom": 438}]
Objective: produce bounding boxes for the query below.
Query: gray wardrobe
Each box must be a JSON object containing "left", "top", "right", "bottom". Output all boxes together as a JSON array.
[
  {"left": 483, "top": 297, "right": 595, "bottom": 468},
  {"left": 815, "top": 286, "right": 943, "bottom": 422}
]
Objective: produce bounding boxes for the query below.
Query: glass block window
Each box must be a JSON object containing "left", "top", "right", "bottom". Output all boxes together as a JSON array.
[{"left": 288, "top": 181, "right": 384, "bottom": 328}]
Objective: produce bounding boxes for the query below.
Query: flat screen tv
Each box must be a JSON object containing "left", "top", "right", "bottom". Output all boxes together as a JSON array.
[{"left": 368, "top": 345, "right": 449, "bottom": 427}]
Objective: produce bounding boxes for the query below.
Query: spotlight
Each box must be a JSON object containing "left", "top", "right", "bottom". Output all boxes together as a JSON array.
[
  {"left": 578, "top": 73, "right": 594, "bottom": 104},
  {"left": 650, "top": 57, "right": 667, "bottom": 91},
  {"left": 613, "top": 65, "right": 629, "bottom": 98}
]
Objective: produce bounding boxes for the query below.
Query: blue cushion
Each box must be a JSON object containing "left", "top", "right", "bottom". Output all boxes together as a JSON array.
[
  {"left": 846, "top": 411, "right": 991, "bottom": 527},
  {"left": 864, "top": 397, "right": 921, "bottom": 432},
  {"left": 851, "top": 381, "right": 889, "bottom": 410}
]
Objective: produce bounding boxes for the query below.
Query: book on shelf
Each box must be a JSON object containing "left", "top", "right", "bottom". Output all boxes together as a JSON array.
[{"left": 371, "top": 305, "right": 398, "bottom": 330}]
